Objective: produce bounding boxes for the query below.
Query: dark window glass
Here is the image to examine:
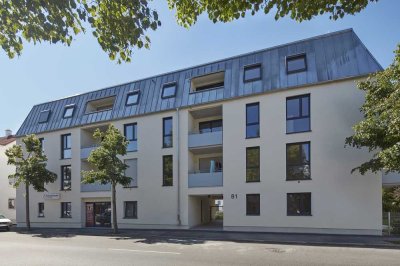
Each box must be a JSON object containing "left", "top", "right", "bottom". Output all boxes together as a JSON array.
[
  {"left": 38, "top": 110, "right": 51, "bottom": 123},
  {"left": 38, "top": 203, "right": 44, "bottom": 217},
  {"left": 8, "top": 199, "right": 15, "bottom": 209},
  {"left": 61, "top": 134, "right": 72, "bottom": 159},
  {"left": 196, "top": 82, "right": 224, "bottom": 92},
  {"left": 63, "top": 106, "right": 75, "bottom": 118},
  {"left": 287, "top": 193, "right": 311, "bottom": 216},
  {"left": 61, "top": 202, "right": 72, "bottom": 218},
  {"left": 246, "top": 194, "right": 260, "bottom": 216},
  {"left": 199, "top": 119, "right": 222, "bottom": 134},
  {"left": 124, "top": 123, "right": 137, "bottom": 152},
  {"left": 286, "top": 54, "right": 307, "bottom": 74},
  {"left": 126, "top": 91, "right": 140, "bottom": 106},
  {"left": 246, "top": 103, "right": 259, "bottom": 138},
  {"left": 286, "top": 142, "right": 311, "bottom": 180},
  {"left": 163, "top": 117, "right": 173, "bottom": 148},
  {"left": 162, "top": 83, "right": 176, "bottom": 98},
  {"left": 39, "top": 138, "right": 44, "bottom": 151},
  {"left": 244, "top": 65, "right": 262, "bottom": 82},
  {"left": 163, "top": 155, "right": 173, "bottom": 186},
  {"left": 246, "top": 147, "right": 260, "bottom": 182},
  {"left": 124, "top": 201, "right": 137, "bottom": 218},
  {"left": 286, "top": 95, "right": 310, "bottom": 133},
  {"left": 61, "top": 165, "right": 72, "bottom": 190}
]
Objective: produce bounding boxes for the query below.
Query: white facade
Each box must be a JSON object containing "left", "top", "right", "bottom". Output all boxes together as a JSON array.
[
  {"left": 15, "top": 78, "right": 382, "bottom": 235},
  {"left": 0, "top": 134, "right": 16, "bottom": 223}
]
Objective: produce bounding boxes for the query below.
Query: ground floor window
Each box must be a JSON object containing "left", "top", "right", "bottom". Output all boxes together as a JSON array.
[
  {"left": 287, "top": 193, "right": 311, "bottom": 216},
  {"left": 61, "top": 202, "right": 72, "bottom": 218},
  {"left": 124, "top": 201, "right": 137, "bottom": 219},
  {"left": 38, "top": 203, "right": 44, "bottom": 217},
  {"left": 246, "top": 194, "right": 260, "bottom": 216},
  {"left": 8, "top": 198, "right": 15, "bottom": 209}
]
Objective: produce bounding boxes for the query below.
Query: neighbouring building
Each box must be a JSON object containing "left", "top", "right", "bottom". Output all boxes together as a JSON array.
[
  {"left": 0, "top": 130, "right": 16, "bottom": 223},
  {"left": 15, "top": 29, "right": 385, "bottom": 235}
]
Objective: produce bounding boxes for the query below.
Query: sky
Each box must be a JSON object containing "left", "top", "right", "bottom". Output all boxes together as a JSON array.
[{"left": 0, "top": 1, "right": 399, "bottom": 134}]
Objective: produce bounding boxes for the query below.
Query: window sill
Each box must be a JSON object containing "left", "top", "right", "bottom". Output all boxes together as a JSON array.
[
  {"left": 244, "top": 77, "right": 261, "bottom": 83},
  {"left": 286, "top": 178, "right": 312, "bottom": 182},
  {"left": 38, "top": 216, "right": 45, "bottom": 218},
  {"left": 287, "top": 214, "right": 312, "bottom": 216},
  {"left": 245, "top": 136, "right": 260, "bottom": 140},
  {"left": 286, "top": 130, "right": 311, "bottom": 135},
  {"left": 246, "top": 180, "right": 260, "bottom": 183},
  {"left": 162, "top": 146, "right": 173, "bottom": 149},
  {"left": 246, "top": 214, "right": 260, "bottom": 216},
  {"left": 127, "top": 150, "right": 138, "bottom": 153},
  {"left": 162, "top": 185, "right": 173, "bottom": 187},
  {"left": 123, "top": 217, "right": 138, "bottom": 219},
  {"left": 60, "top": 158, "right": 72, "bottom": 160},
  {"left": 60, "top": 189, "right": 72, "bottom": 192},
  {"left": 60, "top": 217, "right": 72, "bottom": 219}
]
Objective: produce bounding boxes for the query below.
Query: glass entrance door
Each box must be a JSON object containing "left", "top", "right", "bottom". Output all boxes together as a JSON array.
[{"left": 86, "top": 202, "right": 111, "bottom": 227}]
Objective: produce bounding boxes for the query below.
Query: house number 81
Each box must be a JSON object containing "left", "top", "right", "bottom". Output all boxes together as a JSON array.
[{"left": 231, "top": 194, "right": 237, "bottom": 199}]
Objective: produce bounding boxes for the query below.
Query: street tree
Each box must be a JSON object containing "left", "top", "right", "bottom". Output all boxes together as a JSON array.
[
  {"left": 5, "top": 134, "right": 57, "bottom": 230},
  {"left": 82, "top": 124, "right": 130, "bottom": 233},
  {"left": 0, "top": 0, "right": 378, "bottom": 63}
]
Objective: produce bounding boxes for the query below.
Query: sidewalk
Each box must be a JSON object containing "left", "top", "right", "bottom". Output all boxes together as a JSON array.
[{"left": 12, "top": 227, "right": 400, "bottom": 249}]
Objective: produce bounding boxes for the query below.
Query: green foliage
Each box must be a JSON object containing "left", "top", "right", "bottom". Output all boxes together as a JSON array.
[
  {"left": 82, "top": 124, "right": 130, "bottom": 187},
  {"left": 5, "top": 134, "right": 57, "bottom": 191},
  {"left": 168, "top": 0, "right": 377, "bottom": 27},
  {"left": 383, "top": 187, "right": 400, "bottom": 212},
  {"left": 346, "top": 45, "right": 400, "bottom": 175}
]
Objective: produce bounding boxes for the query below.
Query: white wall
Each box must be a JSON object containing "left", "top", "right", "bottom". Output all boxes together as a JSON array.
[{"left": 0, "top": 140, "right": 16, "bottom": 222}]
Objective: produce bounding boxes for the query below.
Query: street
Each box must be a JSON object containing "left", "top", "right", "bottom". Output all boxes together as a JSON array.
[{"left": 1, "top": 230, "right": 400, "bottom": 266}]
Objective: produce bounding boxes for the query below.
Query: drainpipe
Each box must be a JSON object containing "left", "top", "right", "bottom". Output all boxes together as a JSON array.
[{"left": 176, "top": 107, "right": 181, "bottom": 225}]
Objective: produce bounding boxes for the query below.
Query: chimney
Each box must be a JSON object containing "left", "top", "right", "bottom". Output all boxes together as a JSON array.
[{"left": 5, "top": 129, "right": 12, "bottom": 137}]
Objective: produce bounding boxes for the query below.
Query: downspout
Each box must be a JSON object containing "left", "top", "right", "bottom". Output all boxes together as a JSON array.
[{"left": 176, "top": 107, "right": 181, "bottom": 225}]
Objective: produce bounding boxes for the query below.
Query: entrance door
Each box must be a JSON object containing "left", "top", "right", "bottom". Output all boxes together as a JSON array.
[
  {"left": 86, "top": 202, "right": 111, "bottom": 227},
  {"left": 86, "top": 203, "right": 95, "bottom": 227}
]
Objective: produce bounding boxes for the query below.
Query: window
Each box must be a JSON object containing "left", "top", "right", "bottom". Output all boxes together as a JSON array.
[
  {"left": 287, "top": 193, "right": 311, "bottom": 216},
  {"left": 8, "top": 199, "right": 15, "bottom": 209},
  {"left": 162, "top": 117, "right": 173, "bottom": 148},
  {"left": 61, "top": 202, "right": 72, "bottom": 218},
  {"left": 199, "top": 119, "right": 222, "bottom": 134},
  {"left": 191, "top": 72, "right": 224, "bottom": 92},
  {"left": 63, "top": 105, "right": 75, "bottom": 118},
  {"left": 38, "top": 203, "right": 44, "bottom": 217},
  {"left": 286, "top": 142, "right": 310, "bottom": 180},
  {"left": 246, "top": 194, "right": 260, "bottom": 216},
  {"left": 38, "top": 110, "right": 51, "bottom": 123},
  {"left": 39, "top": 138, "right": 45, "bottom": 151},
  {"left": 85, "top": 96, "right": 116, "bottom": 114},
  {"left": 61, "top": 165, "right": 72, "bottom": 190},
  {"left": 163, "top": 155, "right": 173, "bottom": 186},
  {"left": 124, "top": 123, "right": 137, "bottom": 152},
  {"left": 286, "top": 54, "right": 307, "bottom": 74},
  {"left": 124, "top": 201, "right": 137, "bottom": 218},
  {"left": 244, "top": 64, "right": 262, "bottom": 82},
  {"left": 246, "top": 103, "right": 259, "bottom": 138},
  {"left": 286, "top": 94, "right": 310, "bottom": 133},
  {"left": 61, "top": 134, "right": 72, "bottom": 159},
  {"left": 124, "top": 159, "right": 138, "bottom": 188},
  {"left": 161, "top": 83, "right": 177, "bottom": 99},
  {"left": 246, "top": 147, "right": 260, "bottom": 182},
  {"left": 126, "top": 91, "right": 140, "bottom": 106}
]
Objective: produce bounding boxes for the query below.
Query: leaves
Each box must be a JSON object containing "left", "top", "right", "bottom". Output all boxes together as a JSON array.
[{"left": 346, "top": 44, "right": 400, "bottom": 175}]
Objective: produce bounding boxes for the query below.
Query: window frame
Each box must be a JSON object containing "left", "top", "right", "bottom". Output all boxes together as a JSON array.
[
  {"left": 246, "top": 194, "right": 260, "bottom": 216},
  {"left": 38, "top": 202, "right": 45, "bottom": 218},
  {"left": 61, "top": 134, "right": 72, "bottom": 159},
  {"left": 243, "top": 63, "right": 262, "bottom": 83},
  {"left": 245, "top": 102, "right": 260, "bottom": 139},
  {"left": 198, "top": 119, "right": 223, "bottom": 134},
  {"left": 61, "top": 202, "right": 72, "bottom": 218},
  {"left": 8, "top": 198, "right": 15, "bottom": 209},
  {"left": 287, "top": 192, "right": 312, "bottom": 216},
  {"left": 124, "top": 201, "right": 138, "bottom": 219},
  {"left": 286, "top": 53, "right": 307, "bottom": 74},
  {"left": 84, "top": 96, "right": 116, "bottom": 114},
  {"left": 246, "top": 146, "right": 260, "bottom": 183},
  {"left": 38, "top": 110, "right": 51, "bottom": 123},
  {"left": 286, "top": 94, "right": 311, "bottom": 134},
  {"left": 124, "top": 123, "right": 138, "bottom": 152},
  {"left": 126, "top": 91, "right": 140, "bottom": 106},
  {"left": 286, "top": 141, "right": 311, "bottom": 181},
  {"left": 63, "top": 105, "right": 75, "bottom": 119},
  {"left": 162, "top": 117, "right": 173, "bottom": 148},
  {"left": 61, "top": 165, "right": 72, "bottom": 191},
  {"left": 161, "top": 82, "right": 177, "bottom": 99},
  {"left": 39, "top": 138, "right": 45, "bottom": 151},
  {"left": 162, "top": 155, "right": 173, "bottom": 187}
]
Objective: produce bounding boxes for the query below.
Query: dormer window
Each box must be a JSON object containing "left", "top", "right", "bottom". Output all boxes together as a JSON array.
[
  {"left": 191, "top": 72, "right": 224, "bottom": 92},
  {"left": 63, "top": 105, "right": 75, "bottom": 118},
  {"left": 244, "top": 64, "right": 262, "bottom": 82},
  {"left": 286, "top": 54, "right": 307, "bottom": 74},
  {"left": 126, "top": 91, "right": 140, "bottom": 106},
  {"left": 161, "top": 83, "right": 177, "bottom": 99},
  {"left": 38, "top": 110, "right": 51, "bottom": 123},
  {"left": 85, "top": 96, "right": 116, "bottom": 114}
]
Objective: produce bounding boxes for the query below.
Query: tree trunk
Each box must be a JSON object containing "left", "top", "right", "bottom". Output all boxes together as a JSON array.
[
  {"left": 112, "top": 182, "right": 118, "bottom": 234},
  {"left": 25, "top": 182, "right": 31, "bottom": 230}
]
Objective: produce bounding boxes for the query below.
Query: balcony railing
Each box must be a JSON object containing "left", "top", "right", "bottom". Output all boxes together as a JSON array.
[
  {"left": 81, "top": 182, "right": 111, "bottom": 192},
  {"left": 188, "top": 131, "right": 222, "bottom": 149},
  {"left": 188, "top": 171, "right": 223, "bottom": 188},
  {"left": 81, "top": 145, "right": 99, "bottom": 160},
  {"left": 383, "top": 172, "right": 400, "bottom": 186}
]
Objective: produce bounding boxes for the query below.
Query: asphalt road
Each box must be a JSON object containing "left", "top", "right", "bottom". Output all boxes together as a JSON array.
[{"left": 1, "top": 230, "right": 400, "bottom": 266}]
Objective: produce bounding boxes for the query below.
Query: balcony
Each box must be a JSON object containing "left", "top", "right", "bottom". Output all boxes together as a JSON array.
[
  {"left": 81, "top": 145, "right": 99, "bottom": 160},
  {"left": 188, "top": 171, "right": 223, "bottom": 188},
  {"left": 188, "top": 131, "right": 222, "bottom": 150},
  {"left": 81, "top": 182, "right": 111, "bottom": 192},
  {"left": 383, "top": 172, "right": 400, "bottom": 187}
]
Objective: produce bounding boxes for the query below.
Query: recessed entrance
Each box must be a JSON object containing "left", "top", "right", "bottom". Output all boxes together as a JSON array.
[
  {"left": 189, "top": 194, "right": 223, "bottom": 230},
  {"left": 85, "top": 202, "right": 111, "bottom": 227}
]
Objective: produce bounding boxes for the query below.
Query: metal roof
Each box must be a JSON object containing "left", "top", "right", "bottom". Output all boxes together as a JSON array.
[{"left": 16, "top": 29, "right": 382, "bottom": 136}]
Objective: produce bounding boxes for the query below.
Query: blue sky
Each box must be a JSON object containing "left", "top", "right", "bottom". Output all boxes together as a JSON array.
[{"left": 0, "top": 1, "right": 399, "bottom": 133}]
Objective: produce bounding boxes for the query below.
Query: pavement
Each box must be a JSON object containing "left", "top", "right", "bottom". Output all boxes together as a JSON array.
[{"left": 1, "top": 228, "right": 400, "bottom": 265}]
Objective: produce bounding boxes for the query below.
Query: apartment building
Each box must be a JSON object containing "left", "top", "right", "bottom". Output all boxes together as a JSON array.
[
  {"left": 15, "top": 29, "right": 384, "bottom": 235},
  {"left": 0, "top": 130, "right": 16, "bottom": 223}
]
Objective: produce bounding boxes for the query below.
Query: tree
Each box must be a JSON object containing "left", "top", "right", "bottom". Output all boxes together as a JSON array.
[
  {"left": 5, "top": 134, "right": 57, "bottom": 230},
  {"left": 383, "top": 187, "right": 400, "bottom": 212},
  {"left": 82, "top": 124, "right": 130, "bottom": 234},
  {"left": 0, "top": 0, "right": 378, "bottom": 63},
  {"left": 345, "top": 45, "right": 400, "bottom": 175}
]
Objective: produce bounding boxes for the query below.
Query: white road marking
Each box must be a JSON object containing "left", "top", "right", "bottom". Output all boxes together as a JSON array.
[{"left": 109, "top": 248, "right": 181, "bottom": 255}]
